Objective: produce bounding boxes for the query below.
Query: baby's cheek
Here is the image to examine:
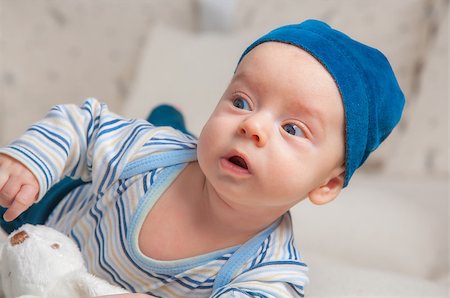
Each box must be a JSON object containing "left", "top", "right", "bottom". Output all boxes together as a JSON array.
[
  {"left": 197, "top": 127, "right": 214, "bottom": 156},
  {"left": 197, "top": 128, "right": 217, "bottom": 174},
  {"left": 265, "top": 162, "right": 312, "bottom": 197}
]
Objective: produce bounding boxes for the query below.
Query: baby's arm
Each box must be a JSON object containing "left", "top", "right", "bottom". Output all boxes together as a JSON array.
[
  {"left": 211, "top": 260, "right": 308, "bottom": 298},
  {"left": 0, "top": 154, "right": 39, "bottom": 221},
  {"left": 0, "top": 98, "right": 156, "bottom": 218}
]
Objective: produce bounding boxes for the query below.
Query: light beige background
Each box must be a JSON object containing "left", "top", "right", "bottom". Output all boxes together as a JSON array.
[{"left": 0, "top": 0, "right": 448, "bottom": 296}]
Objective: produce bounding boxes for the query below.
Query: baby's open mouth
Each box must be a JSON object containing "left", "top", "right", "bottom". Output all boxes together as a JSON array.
[{"left": 228, "top": 156, "right": 248, "bottom": 170}]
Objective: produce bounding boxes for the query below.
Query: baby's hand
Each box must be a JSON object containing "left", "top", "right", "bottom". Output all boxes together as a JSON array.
[{"left": 0, "top": 154, "right": 39, "bottom": 221}]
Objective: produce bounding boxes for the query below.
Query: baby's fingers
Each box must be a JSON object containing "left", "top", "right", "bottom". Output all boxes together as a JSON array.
[
  {"left": 0, "top": 171, "right": 8, "bottom": 187},
  {"left": 0, "top": 172, "right": 9, "bottom": 200},
  {"left": 3, "top": 184, "right": 38, "bottom": 222},
  {"left": 0, "top": 178, "right": 21, "bottom": 207}
]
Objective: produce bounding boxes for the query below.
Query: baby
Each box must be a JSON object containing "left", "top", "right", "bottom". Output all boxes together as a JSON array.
[{"left": 0, "top": 19, "right": 404, "bottom": 297}]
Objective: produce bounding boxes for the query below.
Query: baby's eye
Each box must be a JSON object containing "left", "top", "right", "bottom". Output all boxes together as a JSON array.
[
  {"left": 232, "top": 97, "right": 251, "bottom": 111},
  {"left": 282, "top": 123, "right": 305, "bottom": 137}
]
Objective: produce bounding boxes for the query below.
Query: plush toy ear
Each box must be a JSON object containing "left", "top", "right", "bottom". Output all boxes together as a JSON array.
[{"left": 308, "top": 165, "right": 345, "bottom": 205}]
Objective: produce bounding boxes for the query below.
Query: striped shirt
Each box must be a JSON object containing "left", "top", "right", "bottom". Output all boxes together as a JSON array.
[{"left": 0, "top": 99, "right": 309, "bottom": 297}]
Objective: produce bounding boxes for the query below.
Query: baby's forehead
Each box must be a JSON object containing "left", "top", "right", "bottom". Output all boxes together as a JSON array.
[
  {"left": 237, "top": 42, "right": 315, "bottom": 66},
  {"left": 233, "top": 42, "right": 340, "bottom": 101},
  {"left": 236, "top": 42, "right": 333, "bottom": 80}
]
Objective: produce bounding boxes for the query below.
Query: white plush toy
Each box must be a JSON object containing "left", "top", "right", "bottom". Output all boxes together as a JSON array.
[{"left": 0, "top": 224, "right": 129, "bottom": 298}]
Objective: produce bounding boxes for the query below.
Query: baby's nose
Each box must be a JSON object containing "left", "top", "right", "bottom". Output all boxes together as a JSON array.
[
  {"left": 238, "top": 116, "right": 270, "bottom": 147},
  {"left": 10, "top": 230, "right": 29, "bottom": 246}
]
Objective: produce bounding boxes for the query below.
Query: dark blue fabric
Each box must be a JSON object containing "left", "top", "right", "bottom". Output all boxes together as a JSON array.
[
  {"left": 147, "top": 104, "right": 194, "bottom": 137},
  {"left": 237, "top": 19, "right": 405, "bottom": 187}
]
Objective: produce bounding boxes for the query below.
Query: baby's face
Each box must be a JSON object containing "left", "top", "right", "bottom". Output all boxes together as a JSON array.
[{"left": 197, "top": 42, "right": 345, "bottom": 213}]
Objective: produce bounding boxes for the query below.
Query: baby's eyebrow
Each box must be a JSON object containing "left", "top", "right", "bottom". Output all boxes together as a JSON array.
[
  {"left": 288, "top": 99, "right": 325, "bottom": 140},
  {"left": 232, "top": 69, "right": 259, "bottom": 85}
]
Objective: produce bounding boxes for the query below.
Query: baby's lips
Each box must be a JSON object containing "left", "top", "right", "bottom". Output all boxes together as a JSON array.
[{"left": 223, "top": 149, "right": 252, "bottom": 173}]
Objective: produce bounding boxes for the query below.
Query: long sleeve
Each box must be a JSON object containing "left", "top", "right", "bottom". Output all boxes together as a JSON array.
[
  {"left": 212, "top": 280, "right": 306, "bottom": 298},
  {"left": 211, "top": 259, "right": 308, "bottom": 297},
  {"left": 0, "top": 98, "right": 161, "bottom": 200}
]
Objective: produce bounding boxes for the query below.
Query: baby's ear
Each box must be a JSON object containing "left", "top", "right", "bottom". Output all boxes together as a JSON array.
[{"left": 308, "top": 165, "right": 345, "bottom": 205}]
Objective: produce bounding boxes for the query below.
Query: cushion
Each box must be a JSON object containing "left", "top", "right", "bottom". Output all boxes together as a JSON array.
[
  {"left": 291, "top": 173, "right": 448, "bottom": 281},
  {"left": 385, "top": 8, "right": 449, "bottom": 175},
  {"left": 303, "top": 249, "right": 448, "bottom": 296}
]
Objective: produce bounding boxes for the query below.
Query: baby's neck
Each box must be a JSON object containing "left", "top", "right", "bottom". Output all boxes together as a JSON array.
[{"left": 183, "top": 162, "right": 284, "bottom": 241}]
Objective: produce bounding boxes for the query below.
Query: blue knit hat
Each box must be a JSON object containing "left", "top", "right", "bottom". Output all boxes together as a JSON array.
[{"left": 238, "top": 19, "right": 405, "bottom": 187}]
